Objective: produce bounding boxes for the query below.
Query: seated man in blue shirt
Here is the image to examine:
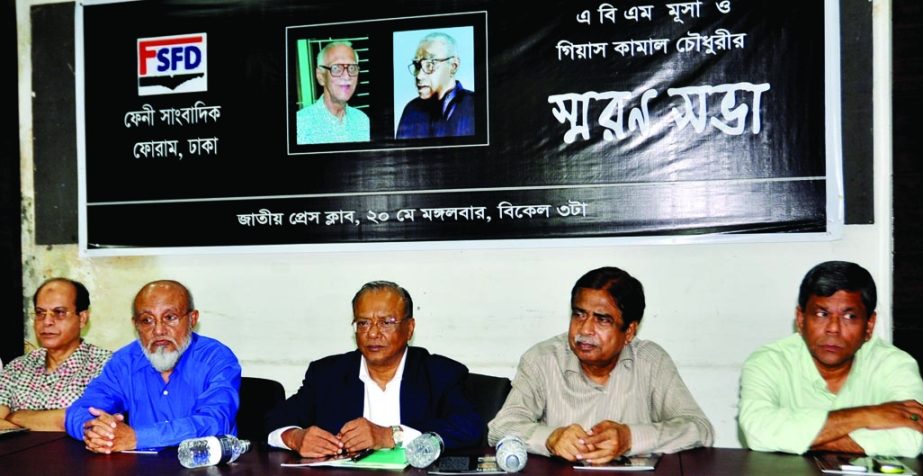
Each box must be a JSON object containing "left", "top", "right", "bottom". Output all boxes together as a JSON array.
[{"left": 65, "top": 280, "right": 241, "bottom": 453}]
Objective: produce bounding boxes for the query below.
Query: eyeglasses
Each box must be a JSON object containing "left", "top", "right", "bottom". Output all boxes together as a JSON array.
[
  {"left": 318, "top": 64, "right": 360, "bottom": 77},
  {"left": 32, "top": 308, "right": 74, "bottom": 321},
  {"left": 352, "top": 317, "right": 411, "bottom": 334},
  {"left": 408, "top": 57, "right": 454, "bottom": 75},
  {"left": 571, "top": 312, "right": 617, "bottom": 329},
  {"left": 134, "top": 312, "right": 190, "bottom": 330}
]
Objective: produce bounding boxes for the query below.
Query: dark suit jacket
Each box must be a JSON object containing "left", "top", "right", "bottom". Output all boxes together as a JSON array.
[
  {"left": 265, "top": 346, "right": 484, "bottom": 449},
  {"left": 396, "top": 81, "right": 476, "bottom": 139}
]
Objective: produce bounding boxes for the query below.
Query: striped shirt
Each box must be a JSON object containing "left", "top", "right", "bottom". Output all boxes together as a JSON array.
[{"left": 487, "top": 333, "right": 714, "bottom": 456}]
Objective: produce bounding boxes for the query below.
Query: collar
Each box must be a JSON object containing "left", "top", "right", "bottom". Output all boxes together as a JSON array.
[
  {"left": 54, "top": 340, "right": 88, "bottom": 372},
  {"left": 358, "top": 347, "right": 409, "bottom": 390},
  {"left": 794, "top": 333, "right": 867, "bottom": 394},
  {"left": 441, "top": 81, "right": 459, "bottom": 118},
  {"left": 432, "top": 81, "right": 464, "bottom": 120},
  {"left": 795, "top": 336, "right": 829, "bottom": 392},
  {"left": 563, "top": 334, "right": 637, "bottom": 376},
  {"left": 37, "top": 340, "right": 87, "bottom": 375},
  {"left": 315, "top": 97, "right": 349, "bottom": 122}
]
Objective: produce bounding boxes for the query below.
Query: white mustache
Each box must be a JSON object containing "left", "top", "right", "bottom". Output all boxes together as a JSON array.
[
  {"left": 575, "top": 335, "right": 599, "bottom": 346},
  {"left": 148, "top": 337, "right": 177, "bottom": 351}
]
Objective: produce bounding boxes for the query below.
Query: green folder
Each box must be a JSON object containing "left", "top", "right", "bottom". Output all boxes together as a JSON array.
[
  {"left": 281, "top": 448, "right": 409, "bottom": 470},
  {"left": 343, "top": 448, "right": 409, "bottom": 470}
]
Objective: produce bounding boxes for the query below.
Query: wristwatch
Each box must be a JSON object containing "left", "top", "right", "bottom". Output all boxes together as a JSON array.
[{"left": 390, "top": 425, "right": 404, "bottom": 448}]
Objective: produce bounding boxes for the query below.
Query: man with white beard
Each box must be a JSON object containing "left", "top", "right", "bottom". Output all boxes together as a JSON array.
[
  {"left": 65, "top": 280, "right": 241, "bottom": 452},
  {"left": 487, "top": 267, "right": 713, "bottom": 465}
]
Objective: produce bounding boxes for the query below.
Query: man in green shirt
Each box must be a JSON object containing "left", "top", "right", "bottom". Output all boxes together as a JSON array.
[
  {"left": 296, "top": 41, "right": 370, "bottom": 145},
  {"left": 739, "top": 261, "right": 923, "bottom": 457}
]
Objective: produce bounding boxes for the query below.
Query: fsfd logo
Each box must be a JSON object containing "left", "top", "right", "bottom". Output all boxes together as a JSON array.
[{"left": 137, "top": 33, "right": 207, "bottom": 96}]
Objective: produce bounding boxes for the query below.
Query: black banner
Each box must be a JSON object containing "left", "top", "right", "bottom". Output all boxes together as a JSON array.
[{"left": 78, "top": 0, "right": 833, "bottom": 251}]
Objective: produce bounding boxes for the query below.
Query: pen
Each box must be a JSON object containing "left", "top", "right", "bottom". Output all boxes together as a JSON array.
[{"left": 351, "top": 448, "right": 375, "bottom": 462}]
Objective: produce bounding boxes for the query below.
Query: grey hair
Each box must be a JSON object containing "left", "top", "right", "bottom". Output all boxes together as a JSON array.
[
  {"left": 316, "top": 40, "right": 358, "bottom": 67},
  {"left": 417, "top": 32, "right": 458, "bottom": 58}
]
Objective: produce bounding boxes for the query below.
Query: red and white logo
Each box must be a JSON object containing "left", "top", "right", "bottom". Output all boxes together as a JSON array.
[{"left": 137, "top": 33, "right": 207, "bottom": 96}]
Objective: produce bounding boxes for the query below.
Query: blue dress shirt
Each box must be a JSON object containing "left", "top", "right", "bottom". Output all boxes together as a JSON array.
[{"left": 65, "top": 333, "right": 241, "bottom": 449}]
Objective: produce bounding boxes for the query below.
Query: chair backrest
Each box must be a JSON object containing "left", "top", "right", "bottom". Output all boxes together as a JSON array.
[
  {"left": 464, "top": 372, "right": 512, "bottom": 446},
  {"left": 237, "top": 376, "right": 286, "bottom": 443}
]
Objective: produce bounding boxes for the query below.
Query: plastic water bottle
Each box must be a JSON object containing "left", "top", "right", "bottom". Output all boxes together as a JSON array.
[
  {"left": 404, "top": 432, "right": 444, "bottom": 468},
  {"left": 177, "top": 435, "right": 251, "bottom": 468},
  {"left": 495, "top": 435, "right": 528, "bottom": 472}
]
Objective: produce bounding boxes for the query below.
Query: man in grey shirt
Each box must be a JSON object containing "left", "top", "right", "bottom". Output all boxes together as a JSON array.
[{"left": 488, "top": 266, "right": 713, "bottom": 465}]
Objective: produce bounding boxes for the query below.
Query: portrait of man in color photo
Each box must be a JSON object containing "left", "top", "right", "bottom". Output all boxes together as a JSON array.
[{"left": 295, "top": 39, "right": 371, "bottom": 145}]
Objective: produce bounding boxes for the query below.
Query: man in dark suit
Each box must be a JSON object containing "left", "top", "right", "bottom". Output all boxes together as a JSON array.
[{"left": 266, "top": 281, "right": 483, "bottom": 457}]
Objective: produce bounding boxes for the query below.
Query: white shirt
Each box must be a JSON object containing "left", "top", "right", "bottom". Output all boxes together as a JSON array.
[{"left": 268, "top": 349, "right": 421, "bottom": 449}]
